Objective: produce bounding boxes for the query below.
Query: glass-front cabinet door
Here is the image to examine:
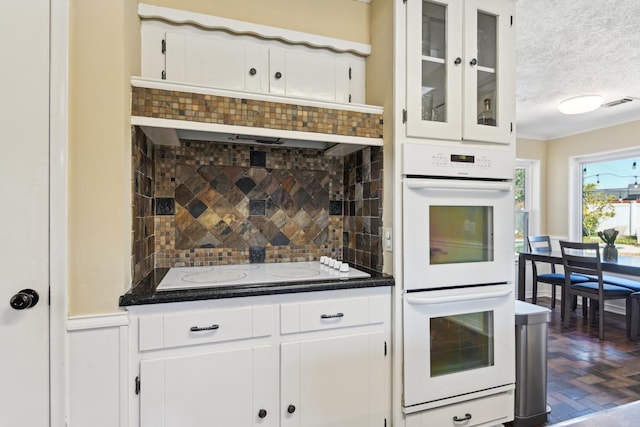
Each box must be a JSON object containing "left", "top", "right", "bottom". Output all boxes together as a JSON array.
[
  {"left": 406, "top": 0, "right": 463, "bottom": 140},
  {"left": 406, "top": 0, "right": 515, "bottom": 144}
]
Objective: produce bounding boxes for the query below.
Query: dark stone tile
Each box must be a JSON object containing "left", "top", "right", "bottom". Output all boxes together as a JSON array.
[
  {"left": 249, "top": 199, "right": 266, "bottom": 216},
  {"left": 236, "top": 177, "right": 257, "bottom": 195},
  {"left": 270, "top": 232, "right": 290, "bottom": 246},
  {"left": 250, "top": 150, "right": 266, "bottom": 167},
  {"left": 250, "top": 247, "right": 266, "bottom": 263},
  {"left": 329, "top": 200, "right": 343, "bottom": 216},
  {"left": 187, "top": 199, "right": 208, "bottom": 219},
  {"left": 155, "top": 198, "right": 175, "bottom": 215},
  {"left": 175, "top": 183, "right": 195, "bottom": 206}
]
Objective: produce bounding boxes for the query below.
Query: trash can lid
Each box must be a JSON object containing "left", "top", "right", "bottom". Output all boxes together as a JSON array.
[{"left": 515, "top": 300, "right": 551, "bottom": 325}]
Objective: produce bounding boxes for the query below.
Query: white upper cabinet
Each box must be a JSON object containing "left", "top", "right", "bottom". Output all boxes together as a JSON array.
[
  {"left": 140, "top": 5, "right": 367, "bottom": 105},
  {"left": 405, "top": 0, "right": 515, "bottom": 144}
]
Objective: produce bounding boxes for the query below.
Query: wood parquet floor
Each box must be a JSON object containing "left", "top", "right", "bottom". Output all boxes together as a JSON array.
[{"left": 531, "top": 297, "right": 640, "bottom": 425}]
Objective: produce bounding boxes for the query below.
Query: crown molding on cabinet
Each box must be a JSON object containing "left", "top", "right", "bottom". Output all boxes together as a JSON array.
[{"left": 138, "top": 3, "right": 372, "bottom": 56}]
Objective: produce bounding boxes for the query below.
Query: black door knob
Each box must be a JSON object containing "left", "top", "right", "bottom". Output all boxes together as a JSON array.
[
  {"left": 454, "top": 57, "right": 462, "bottom": 65},
  {"left": 249, "top": 67, "right": 257, "bottom": 76},
  {"left": 258, "top": 409, "right": 267, "bottom": 418},
  {"left": 274, "top": 71, "right": 282, "bottom": 80},
  {"left": 10, "top": 289, "right": 39, "bottom": 310},
  {"left": 287, "top": 404, "right": 296, "bottom": 414},
  {"left": 469, "top": 58, "right": 477, "bottom": 66}
]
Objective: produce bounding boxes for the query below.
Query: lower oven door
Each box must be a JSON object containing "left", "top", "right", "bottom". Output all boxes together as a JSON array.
[{"left": 403, "top": 284, "right": 515, "bottom": 411}]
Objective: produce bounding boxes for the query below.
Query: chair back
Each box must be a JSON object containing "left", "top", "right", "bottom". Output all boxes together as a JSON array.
[
  {"left": 527, "top": 235, "right": 553, "bottom": 253},
  {"left": 527, "top": 235, "right": 556, "bottom": 273},
  {"left": 559, "top": 240, "right": 602, "bottom": 285}
]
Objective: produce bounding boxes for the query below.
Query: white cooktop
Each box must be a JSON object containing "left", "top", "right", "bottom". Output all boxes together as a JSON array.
[{"left": 157, "top": 261, "right": 370, "bottom": 291}]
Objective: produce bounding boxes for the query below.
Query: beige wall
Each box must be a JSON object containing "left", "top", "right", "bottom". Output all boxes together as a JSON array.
[
  {"left": 517, "top": 120, "right": 640, "bottom": 241},
  {"left": 516, "top": 137, "right": 548, "bottom": 234},
  {"left": 144, "top": 0, "right": 370, "bottom": 44},
  {"left": 368, "top": 0, "right": 394, "bottom": 275},
  {"left": 68, "top": 1, "right": 372, "bottom": 315},
  {"left": 545, "top": 120, "right": 640, "bottom": 237},
  {"left": 68, "top": 0, "right": 139, "bottom": 315}
]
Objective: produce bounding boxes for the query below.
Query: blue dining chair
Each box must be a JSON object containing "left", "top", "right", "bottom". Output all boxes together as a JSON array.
[
  {"left": 527, "top": 236, "right": 589, "bottom": 312},
  {"left": 560, "top": 240, "right": 633, "bottom": 340}
]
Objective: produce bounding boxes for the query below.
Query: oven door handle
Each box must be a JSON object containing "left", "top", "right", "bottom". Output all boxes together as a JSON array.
[
  {"left": 406, "top": 288, "right": 512, "bottom": 305},
  {"left": 406, "top": 179, "right": 512, "bottom": 192}
]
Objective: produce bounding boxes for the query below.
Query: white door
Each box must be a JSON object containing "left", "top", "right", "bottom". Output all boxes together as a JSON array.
[{"left": 0, "top": 1, "right": 51, "bottom": 425}]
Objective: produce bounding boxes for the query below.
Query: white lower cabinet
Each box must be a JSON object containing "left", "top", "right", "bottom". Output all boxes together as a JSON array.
[
  {"left": 140, "top": 345, "right": 276, "bottom": 427},
  {"left": 281, "top": 331, "right": 386, "bottom": 427},
  {"left": 128, "top": 287, "right": 391, "bottom": 427}
]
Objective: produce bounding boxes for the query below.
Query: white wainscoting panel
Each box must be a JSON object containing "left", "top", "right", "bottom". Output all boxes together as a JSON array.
[{"left": 67, "top": 313, "right": 129, "bottom": 427}]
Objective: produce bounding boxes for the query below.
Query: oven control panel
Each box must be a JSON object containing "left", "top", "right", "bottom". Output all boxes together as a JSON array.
[{"left": 403, "top": 143, "right": 514, "bottom": 180}]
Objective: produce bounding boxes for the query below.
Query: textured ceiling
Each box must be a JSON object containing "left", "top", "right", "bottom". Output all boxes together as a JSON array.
[{"left": 515, "top": 0, "right": 640, "bottom": 139}]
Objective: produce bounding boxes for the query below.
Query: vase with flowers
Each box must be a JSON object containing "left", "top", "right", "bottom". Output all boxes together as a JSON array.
[{"left": 598, "top": 228, "right": 619, "bottom": 262}]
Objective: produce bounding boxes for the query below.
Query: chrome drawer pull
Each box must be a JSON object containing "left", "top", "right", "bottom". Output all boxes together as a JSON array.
[
  {"left": 320, "top": 312, "right": 344, "bottom": 319},
  {"left": 453, "top": 413, "right": 472, "bottom": 423},
  {"left": 190, "top": 324, "right": 220, "bottom": 332}
]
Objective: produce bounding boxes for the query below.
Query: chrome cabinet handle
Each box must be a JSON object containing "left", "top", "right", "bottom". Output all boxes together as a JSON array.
[
  {"left": 320, "top": 312, "right": 344, "bottom": 319},
  {"left": 190, "top": 324, "right": 220, "bottom": 332},
  {"left": 453, "top": 413, "right": 472, "bottom": 422}
]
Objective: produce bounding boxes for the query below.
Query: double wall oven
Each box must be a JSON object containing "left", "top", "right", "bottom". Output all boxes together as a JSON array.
[{"left": 402, "top": 143, "right": 515, "bottom": 415}]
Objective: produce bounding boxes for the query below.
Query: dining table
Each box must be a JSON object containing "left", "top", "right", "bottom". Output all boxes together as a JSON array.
[{"left": 517, "top": 249, "right": 640, "bottom": 301}]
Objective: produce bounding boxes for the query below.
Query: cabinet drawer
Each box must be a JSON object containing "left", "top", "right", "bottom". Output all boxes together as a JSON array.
[
  {"left": 139, "top": 305, "right": 273, "bottom": 351},
  {"left": 280, "top": 295, "right": 385, "bottom": 334},
  {"left": 405, "top": 391, "right": 514, "bottom": 427}
]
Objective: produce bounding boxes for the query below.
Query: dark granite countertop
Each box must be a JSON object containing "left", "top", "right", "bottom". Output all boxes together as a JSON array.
[{"left": 119, "top": 267, "right": 394, "bottom": 307}]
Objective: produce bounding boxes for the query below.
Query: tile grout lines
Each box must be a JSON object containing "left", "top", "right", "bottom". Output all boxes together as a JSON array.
[{"left": 529, "top": 297, "right": 640, "bottom": 425}]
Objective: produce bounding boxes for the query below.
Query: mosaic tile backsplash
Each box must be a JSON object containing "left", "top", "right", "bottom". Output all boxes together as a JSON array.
[
  {"left": 132, "top": 127, "right": 155, "bottom": 285},
  {"left": 131, "top": 86, "right": 384, "bottom": 139},
  {"left": 131, "top": 131, "right": 384, "bottom": 279}
]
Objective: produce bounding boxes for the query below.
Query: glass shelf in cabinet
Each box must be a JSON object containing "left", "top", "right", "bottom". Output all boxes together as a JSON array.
[{"left": 422, "top": 55, "right": 446, "bottom": 64}]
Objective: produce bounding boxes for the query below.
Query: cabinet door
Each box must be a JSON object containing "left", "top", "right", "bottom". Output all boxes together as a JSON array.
[
  {"left": 462, "top": 0, "right": 515, "bottom": 144},
  {"left": 269, "top": 48, "right": 351, "bottom": 102},
  {"left": 406, "top": 0, "right": 463, "bottom": 140},
  {"left": 165, "top": 32, "right": 266, "bottom": 92},
  {"left": 140, "top": 345, "right": 276, "bottom": 427},
  {"left": 281, "top": 331, "right": 386, "bottom": 427}
]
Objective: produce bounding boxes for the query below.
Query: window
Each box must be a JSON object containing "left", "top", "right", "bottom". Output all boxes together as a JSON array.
[
  {"left": 580, "top": 156, "right": 640, "bottom": 256},
  {"left": 515, "top": 160, "right": 539, "bottom": 252},
  {"left": 569, "top": 148, "right": 640, "bottom": 258}
]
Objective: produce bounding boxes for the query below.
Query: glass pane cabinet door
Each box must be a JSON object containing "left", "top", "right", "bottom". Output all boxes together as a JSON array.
[
  {"left": 463, "top": 0, "right": 515, "bottom": 144},
  {"left": 476, "top": 12, "right": 497, "bottom": 127},
  {"left": 406, "top": 0, "right": 463, "bottom": 140}
]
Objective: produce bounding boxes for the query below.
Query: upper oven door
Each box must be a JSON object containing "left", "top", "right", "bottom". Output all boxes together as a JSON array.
[{"left": 403, "top": 177, "right": 514, "bottom": 290}]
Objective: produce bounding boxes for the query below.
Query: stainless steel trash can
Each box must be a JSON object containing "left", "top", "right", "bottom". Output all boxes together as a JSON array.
[{"left": 514, "top": 301, "right": 551, "bottom": 427}]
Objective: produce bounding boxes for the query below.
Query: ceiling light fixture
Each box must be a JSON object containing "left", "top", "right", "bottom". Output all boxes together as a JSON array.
[{"left": 557, "top": 94, "right": 604, "bottom": 115}]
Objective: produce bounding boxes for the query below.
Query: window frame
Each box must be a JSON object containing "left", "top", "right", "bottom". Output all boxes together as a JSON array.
[{"left": 515, "top": 159, "right": 541, "bottom": 247}]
